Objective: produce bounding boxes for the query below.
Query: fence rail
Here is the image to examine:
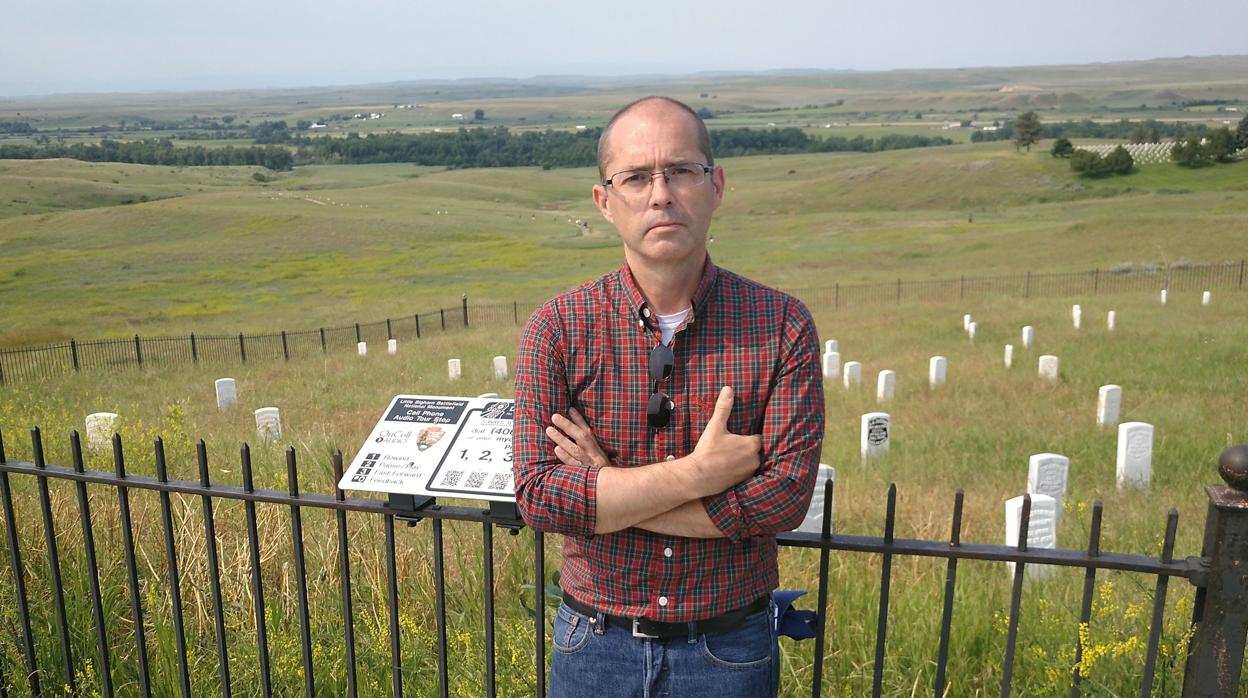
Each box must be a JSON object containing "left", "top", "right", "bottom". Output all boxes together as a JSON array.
[
  {"left": 1, "top": 428, "right": 1245, "bottom": 697},
  {"left": 0, "top": 260, "right": 1243, "bottom": 386}
]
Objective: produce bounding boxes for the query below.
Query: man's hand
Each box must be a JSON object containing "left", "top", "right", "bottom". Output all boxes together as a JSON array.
[
  {"left": 684, "top": 386, "right": 762, "bottom": 497},
  {"left": 545, "top": 408, "right": 609, "bottom": 469}
]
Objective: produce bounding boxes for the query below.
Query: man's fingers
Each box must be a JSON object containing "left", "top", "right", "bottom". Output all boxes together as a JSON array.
[
  {"left": 545, "top": 425, "right": 573, "bottom": 452},
  {"left": 567, "top": 407, "right": 591, "bottom": 431},
  {"left": 704, "top": 386, "right": 735, "bottom": 432},
  {"left": 553, "top": 444, "right": 580, "bottom": 466}
]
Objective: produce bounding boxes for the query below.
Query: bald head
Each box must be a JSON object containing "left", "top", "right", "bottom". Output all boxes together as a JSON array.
[{"left": 596, "top": 96, "right": 714, "bottom": 180}]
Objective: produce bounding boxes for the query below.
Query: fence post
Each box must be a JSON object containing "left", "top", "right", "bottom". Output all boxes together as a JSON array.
[
  {"left": 415, "top": 314, "right": 421, "bottom": 339},
  {"left": 281, "top": 331, "right": 289, "bottom": 361},
  {"left": 71, "top": 339, "right": 80, "bottom": 372},
  {"left": 239, "top": 333, "right": 247, "bottom": 364},
  {"left": 386, "top": 319, "right": 393, "bottom": 340},
  {"left": 440, "top": 309, "right": 446, "bottom": 331},
  {"left": 134, "top": 334, "right": 143, "bottom": 366},
  {"left": 959, "top": 275, "right": 965, "bottom": 300},
  {"left": 513, "top": 301, "right": 518, "bottom": 325},
  {"left": 190, "top": 333, "right": 197, "bottom": 364},
  {"left": 1093, "top": 268, "right": 1099, "bottom": 295},
  {"left": 1182, "top": 445, "right": 1248, "bottom": 696},
  {"left": 355, "top": 323, "right": 361, "bottom": 343},
  {"left": 1239, "top": 259, "right": 1244, "bottom": 289},
  {"left": 835, "top": 283, "right": 839, "bottom": 309},
  {"left": 0, "top": 355, "right": 5, "bottom": 385},
  {"left": 462, "top": 295, "right": 469, "bottom": 327},
  {"left": 1025, "top": 271, "right": 1031, "bottom": 298},
  {"left": 896, "top": 278, "right": 901, "bottom": 305},
  {"left": 319, "top": 328, "right": 326, "bottom": 353}
]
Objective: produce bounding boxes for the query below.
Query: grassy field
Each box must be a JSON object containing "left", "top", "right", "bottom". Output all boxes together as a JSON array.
[
  {"left": 0, "top": 286, "right": 1244, "bottom": 695},
  {"left": 1, "top": 141, "right": 1245, "bottom": 347}
]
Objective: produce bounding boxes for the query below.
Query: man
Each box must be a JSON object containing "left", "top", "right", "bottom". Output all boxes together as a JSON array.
[{"left": 513, "top": 96, "right": 824, "bottom": 697}]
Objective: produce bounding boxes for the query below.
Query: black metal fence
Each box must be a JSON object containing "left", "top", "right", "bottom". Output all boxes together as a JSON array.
[
  {"left": 1, "top": 427, "right": 1245, "bottom": 697},
  {"left": 1, "top": 260, "right": 1243, "bottom": 386}
]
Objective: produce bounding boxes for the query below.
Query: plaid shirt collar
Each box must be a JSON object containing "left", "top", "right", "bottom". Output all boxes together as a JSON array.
[{"left": 616, "top": 254, "right": 720, "bottom": 332}]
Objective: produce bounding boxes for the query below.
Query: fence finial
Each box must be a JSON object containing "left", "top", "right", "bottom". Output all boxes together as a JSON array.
[{"left": 1219, "top": 444, "right": 1248, "bottom": 492}]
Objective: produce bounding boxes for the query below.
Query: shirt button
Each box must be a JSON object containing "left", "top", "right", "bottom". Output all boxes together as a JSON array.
[
  {"left": 658, "top": 596, "right": 669, "bottom": 607},
  {"left": 641, "top": 307, "right": 652, "bottom": 318},
  {"left": 663, "top": 547, "right": 673, "bottom": 558}
]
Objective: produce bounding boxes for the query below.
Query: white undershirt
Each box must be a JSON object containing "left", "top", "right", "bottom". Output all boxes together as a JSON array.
[{"left": 656, "top": 307, "right": 692, "bottom": 346}]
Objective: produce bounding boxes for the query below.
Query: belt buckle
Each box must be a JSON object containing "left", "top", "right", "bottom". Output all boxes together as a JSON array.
[{"left": 631, "top": 618, "right": 658, "bottom": 639}]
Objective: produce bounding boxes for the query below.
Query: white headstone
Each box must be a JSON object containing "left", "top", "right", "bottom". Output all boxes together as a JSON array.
[
  {"left": 795, "top": 464, "right": 836, "bottom": 534},
  {"left": 1005, "top": 494, "right": 1058, "bottom": 578},
  {"left": 1027, "top": 453, "right": 1070, "bottom": 502},
  {"left": 1107, "top": 311, "right": 1116, "bottom": 331},
  {"left": 387, "top": 339, "right": 397, "bottom": 355},
  {"left": 843, "top": 361, "right": 862, "bottom": 388},
  {"left": 822, "top": 351, "right": 841, "bottom": 380},
  {"left": 860, "top": 412, "right": 890, "bottom": 460},
  {"left": 1116, "top": 422, "right": 1153, "bottom": 489},
  {"left": 824, "top": 339, "right": 838, "bottom": 355},
  {"left": 929, "top": 356, "right": 947, "bottom": 388},
  {"left": 1022, "top": 325, "right": 1034, "bottom": 349},
  {"left": 493, "top": 355, "right": 509, "bottom": 380},
  {"left": 1072, "top": 304, "right": 1082, "bottom": 330},
  {"left": 963, "top": 313, "right": 972, "bottom": 331},
  {"left": 357, "top": 341, "right": 367, "bottom": 356},
  {"left": 1202, "top": 291, "right": 1211, "bottom": 306},
  {"left": 1038, "top": 355, "right": 1059, "bottom": 383},
  {"left": 214, "top": 378, "right": 237, "bottom": 411},
  {"left": 1097, "top": 385, "right": 1122, "bottom": 427},
  {"left": 477, "top": 392, "right": 499, "bottom": 399},
  {"left": 255, "top": 407, "right": 282, "bottom": 440},
  {"left": 967, "top": 321, "right": 977, "bottom": 341},
  {"left": 1160, "top": 289, "right": 1168, "bottom": 305},
  {"left": 1004, "top": 344, "right": 1014, "bottom": 369},
  {"left": 85, "top": 412, "right": 118, "bottom": 450},
  {"left": 876, "top": 370, "right": 896, "bottom": 402},
  {"left": 447, "top": 358, "right": 462, "bottom": 380}
]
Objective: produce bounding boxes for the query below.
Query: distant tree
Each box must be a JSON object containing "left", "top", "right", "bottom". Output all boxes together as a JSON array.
[
  {"left": 296, "top": 120, "right": 312, "bottom": 131},
  {"left": 474, "top": 109, "right": 485, "bottom": 121},
  {"left": 1012, "top": 111, "right": 1041, "bottom": 152},
  {"left": 1104, "top": 145, "right": 1134, "bottom": 175},
  {"left": 1129, "top": 125, "right": 1149, "bottom": 144},
  {"left": 222, "top": 115, "right": 236, "bottom": 124},
  {"left": 1050, "top": 137, "right": 1074, "bottom": 158},
  {"left": 1203, "top": 126, "right": 1236, "bottom": 163},
  {"left": 1236, "top": 114, "right": 1248, "bottom": 151},
  {"left": 1171, "top": 133, "right": 1211, "bottom": 168},
  {"left": 696, "top": 106, "right": 716, "bottom": 120},
  {"left": 1071, "top": 149, "right": 1112, "bottom": 177}
]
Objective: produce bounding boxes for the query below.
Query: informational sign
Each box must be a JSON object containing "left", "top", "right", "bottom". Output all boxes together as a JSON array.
[{"left": 339, "top": 395, "right": 516, "bottom": 502}]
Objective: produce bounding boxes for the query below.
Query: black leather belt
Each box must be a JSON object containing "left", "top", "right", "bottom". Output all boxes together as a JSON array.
[{"left": 562, "top": 593, "right": 769, "bottom": 640}]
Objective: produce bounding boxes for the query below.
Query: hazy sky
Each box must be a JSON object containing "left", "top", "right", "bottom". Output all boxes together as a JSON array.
[{"left": 3, "top": 0, "right": 1245, "bottom": 96}]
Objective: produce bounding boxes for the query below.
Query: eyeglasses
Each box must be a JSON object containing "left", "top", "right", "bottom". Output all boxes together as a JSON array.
[
  {"left": 604, "top": 162, "right": 712, "bottom": 197},
  {"left": 646, "top": 344, "right": 675, "bottom": 429}
]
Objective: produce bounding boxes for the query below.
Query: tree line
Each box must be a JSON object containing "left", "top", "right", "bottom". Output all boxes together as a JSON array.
[
  {"left": 0, "top": 139, "right": 294, "bottom": 170},
  {"left": 972, "top": 117, "right": 1210, "bottom": 144}
]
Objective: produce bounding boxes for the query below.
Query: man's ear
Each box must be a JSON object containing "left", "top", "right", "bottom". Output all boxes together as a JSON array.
[{"left": 592, "top": 184, "right": 614, "bottom": 223}]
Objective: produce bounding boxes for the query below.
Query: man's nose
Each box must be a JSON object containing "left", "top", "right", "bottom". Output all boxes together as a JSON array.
[{"left": 648, "top": 173, "right": 673, "bottom": 208}]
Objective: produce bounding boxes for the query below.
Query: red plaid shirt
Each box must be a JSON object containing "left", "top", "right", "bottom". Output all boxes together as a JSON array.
[{"left": 513, "top": 256, "right": 824, "bottom": 621}]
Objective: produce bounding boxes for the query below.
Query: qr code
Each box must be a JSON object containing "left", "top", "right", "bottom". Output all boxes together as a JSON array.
[
  {"left": 488, "top": 472, "right": 512, "bottom": 491},
  {"left": 466, "top": 471, "right": 487, "bottom": 489},
  {"left": 442, "top": 470, "right": 463, "bottom": 487}
]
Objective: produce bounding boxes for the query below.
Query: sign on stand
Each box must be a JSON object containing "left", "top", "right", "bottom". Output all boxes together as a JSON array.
[{"left": 339, "top": 395, "right": 517, "bottom": 508}]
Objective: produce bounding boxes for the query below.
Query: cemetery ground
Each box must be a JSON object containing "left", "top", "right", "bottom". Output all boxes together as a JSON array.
[
  {"left": 1, "top": 286, "right": 1244, "bottom": 695},
  {"left": 1, "top": 140, "right": 1246, "bottom": 347}
]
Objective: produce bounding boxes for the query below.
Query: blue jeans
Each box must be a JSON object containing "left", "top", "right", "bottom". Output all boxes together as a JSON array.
[{"left": 548, "top": 601, "right": 779, "bottom": 698}]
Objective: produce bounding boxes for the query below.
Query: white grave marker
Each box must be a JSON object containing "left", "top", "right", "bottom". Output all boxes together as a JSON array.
[
  {"left": 1005, "top": 494, "right": 1058, "bottom": 578},
  {"left": 1160, "top": 289, "right": 1168, "bottom": 305},
  {"left": 447, "top": 359, "right": 462, "bottom": 381},
  {"left": 255, "top": 407, "right": 282, "bottom": 440},
  {"left": 357, "top": 341, "right": 367, "bottom": 356},
  {"left": 1004, "top": 344, "right": 1014, "bottom": 369},
  {"left": 860, "top": 412, "right": 890, "bottom": 460},
  {"left": 967, "top": 321, "right": 977, "bottom": 341},
  {"left": 822, "top": 351, "right": 841, "bottom": 380},
  {"left": 1116, "top": 422, "right": 1153, "bottom": 489},
  {"left": 1072, "top": 304, "right": 1082, "bottom": 330},
  {"left": 876, "top": 370, "right": 896, "bottom": 402},
  {"left": 929, "top": 356, "right": 947, "bottom": 388},
  {"left": 1027, "top": 453, "right": 1070, "bottom": 502},
  {"left": 1022, "top": 326, "right": 1034, "bottom": 349},
  {"left": 85, "top": 412, "right": 118, "bottom": 450},
  {"left": 477, "top": 392, "right": 499, "bottom": 399},
  {"left": 215, "top": 378, "right": 237, "bottom": 411},
  {"left": 1107, "top": 310, "right": 1116, "bottom": 331},
  {"left": 843, "top": 361, "right": 862, "bottom": 388},
  {"left": 824, "top": 339, "right": 838, "bottom": 355},
  {"left": 1097, "top": 385, "right": 1122, "bottom": 427},
  {"left": 963, "top": 313, "right": 972, "bottom": 331},
  {"left": 493, "top": 355, "right": 509, "bottom": 380},
  {"left": 1202, "top": 291, "right": 1211, "bottom": 306},
  {"left": 795, "top": 463, "right": 836, "bottom": 534},
  {"left": 387, "top": 339, "right": 397, "bottom": 355},
  {"left": 1038, "top": 355, "right": 1059, "bottom": 383}
]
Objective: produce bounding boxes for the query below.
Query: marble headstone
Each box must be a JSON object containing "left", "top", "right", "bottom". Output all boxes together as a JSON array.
[
  {"left": 215, "top": 378, "right": 237, "bottom": 411},
  {"left": 795, "top": 463, "right": 836, "bottom": 535},
  {"left": 843, "top": 361, "right": 862, "bottom": 388},
  {"left": 85, "top": 412, "right": 118, "bottom": 450},
  {"left": 1097, "top": 385, "right": 1122, "bottom": 427},
  {"left": 822, "top": 351, "right": 841, "bottom": 380},
  {"left": 877, "top": 370, "right": 896, "bottom": 402},
  {"left": 1107, "top": 310, "right": 1116, "bottom": 331},
  {"left": 1005, "top": 494, "right": 1058, "bottom": 578},
  {"left": 255, "top": 407, "right": 282, "bottom": 440},
  {"left": 387, "top": 339, "right": 397, "bottom": 355},
  {"left": 1038, "top": 355, "right": 1059, "bottom": 383},
  {"left": 1022, "top": 325, "right": 1035, "bottom": 349},
  {"left": 1072, "top": 304, "right": 1082, "bottom": 330},
  {"left": 447, "top": 358, "right": 462, "bottom": 380},
  {"left": 1116, "top": 422, "right": 1153, "bottom": 489},
  {"left": 493, "top": 355, "right": 509, "bottom": 380},
  {"left": 1027, "top": 453, "right": 1070, "bottom": 502},
  {"left": 929, "top": 356, "right": 947, "bottom": 388},
  {"left": 860, "top": 412, "right": 890, "bottom": 460},
  {"left": 357, "top": 341, "right": 367, "bottom": 356},
  {"left": 1003, "top": 344, "right": 1014, "bottom": 369},
  {"left": 824, "top": 339, "right": 838, "bottom": 355}
]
